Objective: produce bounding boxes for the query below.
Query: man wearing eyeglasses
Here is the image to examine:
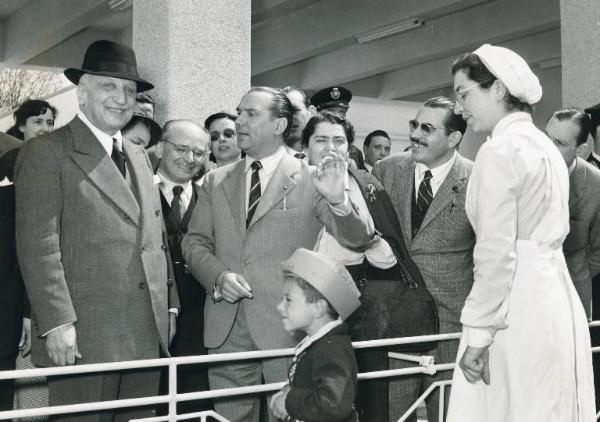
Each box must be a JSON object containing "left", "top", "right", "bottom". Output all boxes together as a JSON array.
[
  {"left": 156, "top": 120, "right": 212, "bottom": 413},
  {"left": 373, "top": 96, "right": 475, "bottom": 422}
]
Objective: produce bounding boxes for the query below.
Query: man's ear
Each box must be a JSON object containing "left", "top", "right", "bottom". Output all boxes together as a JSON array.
[
  {"left": 448, "top": 131, "right": 463, "bottom": 149},
  {"left": 155, "top": 142, "right": 164, "bottom": 159},
  {"left": 274, "top": 118, "right": 288, "bottom": 136},
  {"left": 308, "top": 105, "right": 317, "bottom": 116},
  {"left": 576, "top": 141, "right": 590, "bottom": 159}
]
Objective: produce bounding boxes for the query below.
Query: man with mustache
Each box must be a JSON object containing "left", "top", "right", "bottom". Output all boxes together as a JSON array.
[{"left": 373, "top": 96, "right": 475, "bottom": 422}]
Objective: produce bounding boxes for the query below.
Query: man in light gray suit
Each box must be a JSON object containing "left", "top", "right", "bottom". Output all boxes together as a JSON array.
[
  {"left": 15, "top": 40, "right": 177, "bottom": 421},
  {"left": 182, "top": 86, "right": 372, "bottom": 422},
  {"left": 545, "top": 108, "right": 600, "bottom": 319},
  {"left": 373, "top": 97, "right": 474, "bottom": 422}
]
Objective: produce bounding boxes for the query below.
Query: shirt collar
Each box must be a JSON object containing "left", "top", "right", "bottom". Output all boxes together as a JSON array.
[
  {"left": 245, "top": 146, "right": 286, "bottom": 175},
  {"left": 415, "top": 150, "right": 456, "bottom": 183},
  {"left": 78, "top": 111, "right": 123, "bottom": 155},
  {"left": 491, "top": 111, "right": 532, "bottom": 138},
  {"left": 365, "top": 163, "right": 373, "bottom": 172},
  {"left": 157, "top": 169, "right": 193, "bottom": 197},
  {"left": 294, "top": 318, "right": 343, "bottom": 359}
]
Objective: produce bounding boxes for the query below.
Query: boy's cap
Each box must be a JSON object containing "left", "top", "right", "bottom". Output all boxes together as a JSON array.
[{"left": 282, "top": 248, "right": 361, "bottom": 320}]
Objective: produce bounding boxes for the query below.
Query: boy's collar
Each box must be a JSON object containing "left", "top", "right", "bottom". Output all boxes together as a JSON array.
[{"left": 294, "top": 318, "right": 343, "bottom": 359}]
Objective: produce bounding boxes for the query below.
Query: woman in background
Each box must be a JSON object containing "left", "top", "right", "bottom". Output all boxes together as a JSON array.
[
  {"left": 446, "top": 44, "right": 594, "bottom": 421},
  {"left": 7, "top": 99, "right": 56, "bottom": 141}
]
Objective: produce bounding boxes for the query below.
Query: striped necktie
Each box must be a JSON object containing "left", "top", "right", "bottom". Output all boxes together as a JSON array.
[
  {"left": 412, "top": 170, "right": 433, "bottom": 237},
  {"left": 246, "top": 160, "right": 262, "bottom": 228}
]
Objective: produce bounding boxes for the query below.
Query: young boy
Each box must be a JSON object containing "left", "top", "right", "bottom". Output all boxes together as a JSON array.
[{"left": 270, "top": 248, "right": 361, "bottom": 422}]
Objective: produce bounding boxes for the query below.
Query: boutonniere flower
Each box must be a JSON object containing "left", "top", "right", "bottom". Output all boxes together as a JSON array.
[
  {"left": 450, "top": 177, "right": 468, "bottom": 213},
  {"left": 366, "top": 183, "right": 377, "bottom": 203}
]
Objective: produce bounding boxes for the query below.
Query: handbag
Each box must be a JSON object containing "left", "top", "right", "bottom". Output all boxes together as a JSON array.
[{"left": 346, "top": 172, "right": 439, "bottom": 353}]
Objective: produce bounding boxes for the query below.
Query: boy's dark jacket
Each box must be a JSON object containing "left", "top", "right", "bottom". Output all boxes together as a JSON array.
[{"left": 285, "top": 322, "right": 358, "bottom": 422}]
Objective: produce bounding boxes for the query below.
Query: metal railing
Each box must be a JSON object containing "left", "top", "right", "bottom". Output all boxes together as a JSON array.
[{"left": 0, "top": 325, "right": 597, "bottom": 421}]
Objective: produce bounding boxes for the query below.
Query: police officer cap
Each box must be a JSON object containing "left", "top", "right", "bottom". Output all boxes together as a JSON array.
[
  {"left": 585, "top": 102, "right": 600, "bottom": 135},
  {"left": 312, "top": 86, "right": 353, "bottom": 111}
]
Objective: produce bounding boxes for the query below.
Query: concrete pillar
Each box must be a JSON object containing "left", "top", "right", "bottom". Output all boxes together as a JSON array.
[
  {"left": 132, "top": 0, "right": 251, "bottom": 125},
  {"left": 560, "top": 0, "right": 600, "bottom": 109}
]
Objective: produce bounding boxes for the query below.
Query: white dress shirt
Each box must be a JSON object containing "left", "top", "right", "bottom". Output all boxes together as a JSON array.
[
  {"left": 245, "top": 147, "right": 286, "bottom": 212},
  {"left": 414, "top": 151, "right": 457, "bottom": 199},
  {"left": 158, "top": 170, "right": 193, "bottom": 211},
  {"left": 78, "top": 112, "right": 123, "bottom": 154}
]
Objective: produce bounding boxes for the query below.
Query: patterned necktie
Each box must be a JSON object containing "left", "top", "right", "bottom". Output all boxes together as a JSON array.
[
  {"left": 294, "top": 152, "right": 305, "bottom": 160},
  {"left": 412, "top": 170, "right": 433, "bottom": 237},
  {"left": 170, "top": 185, "right": 185, "bottom": 227},
  {"left": 111, "top": 138, "right": 126, "bottom": 178},
  {"left": 246, "top": 160, "right": 262, "bottom": 228}
]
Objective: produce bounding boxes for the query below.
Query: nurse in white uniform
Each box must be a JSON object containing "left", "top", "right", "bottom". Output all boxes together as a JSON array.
[{"left": 446, "top": 44, "right": 595, "bottom": 422}]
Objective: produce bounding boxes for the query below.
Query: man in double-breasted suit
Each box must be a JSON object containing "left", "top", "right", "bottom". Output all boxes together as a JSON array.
[
  {"left": 182, "top": 86, "right": 372, "bottom": 422},
  {"left": 374, "top": 97, "right": 474, "bottom": 422},
  {"left": 546, "top": 109, "right": 600, "bottom": 319},
  {"left": 15, "top": 40, "right": 176, "bottom": 421}
]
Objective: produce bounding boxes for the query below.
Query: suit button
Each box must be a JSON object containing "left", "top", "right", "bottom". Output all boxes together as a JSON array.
[
  {"left": 155, "top": 210, "right": 160, "bottom": 216},
  {"left": 138, "top": 282, "right": 145, "bottom": 289},
  {"left": 161, "top": 244, "right": 167, "bottom": 251},
  {"left": 167, "top": 278, "right": 174, "bottom": 287}
]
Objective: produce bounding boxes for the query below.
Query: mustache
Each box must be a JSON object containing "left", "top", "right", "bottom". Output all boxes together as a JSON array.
[{"left": 410, "top": 137, "right": 428, "bottom": 147}]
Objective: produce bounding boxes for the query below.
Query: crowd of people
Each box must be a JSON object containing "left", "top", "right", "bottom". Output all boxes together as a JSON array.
[{"left": 0, "top": 37, "right": 599, "bottom": 422}]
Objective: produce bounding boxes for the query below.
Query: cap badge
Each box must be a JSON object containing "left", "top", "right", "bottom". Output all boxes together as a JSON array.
[{"left": 331, "top": 87, "right": 340, "bottom": 100}]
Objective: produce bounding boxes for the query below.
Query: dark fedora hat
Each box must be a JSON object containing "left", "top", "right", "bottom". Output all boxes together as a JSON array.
[{"left": 64, "top": 40, "right": 154, "bottom": 92}]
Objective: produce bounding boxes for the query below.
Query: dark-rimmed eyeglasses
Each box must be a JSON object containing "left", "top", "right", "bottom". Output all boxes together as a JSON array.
[
  {"left": 162, "top": 139, "right": 206, "bottom": 159},
  {"left": 408, "top": 119, "right": 445, "bottom": 136},
  {"left": 210, "top": 128, "right": 236, "bottom": 142}
]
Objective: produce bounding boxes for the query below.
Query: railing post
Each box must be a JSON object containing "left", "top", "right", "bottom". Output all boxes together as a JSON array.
[
  {"left": 168, "top": 362, "right": 177, "bottom": 421},
  {"left": 439, "top": 383, "right": 446, "bottom": 422}
]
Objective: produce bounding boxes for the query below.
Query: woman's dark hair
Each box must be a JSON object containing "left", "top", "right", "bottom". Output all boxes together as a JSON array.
[
  {"left": 301, "top": 111, "right": 355, "bottom": 149},
  {"left": 6, "top": 99, "right": 58, "bottom": 140},
  {"left": 451, "top": 53, "right": 533, "bottom": 114},
  {"left": 204, "top": 111, "right": 236, "bottom": 130}
]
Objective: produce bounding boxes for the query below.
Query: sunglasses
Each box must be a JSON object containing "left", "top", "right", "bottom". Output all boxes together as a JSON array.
[
  {"left": 408, "top": 119, "right": 445, "bottom": 136},
  {"left": 210, "top": 128, "right": 236, "bottom": 142}
]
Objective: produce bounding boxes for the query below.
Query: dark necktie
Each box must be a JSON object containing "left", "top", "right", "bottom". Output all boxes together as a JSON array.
[
  {"left": 111, "top": 138, "right": 126, "bottom": 178},
  {"left": 246, "top": 160, "right": 262, "bottom": 228},
  {"left": 294, "top": 152, "right": 305, "bottom": 160},
  {"left": 412, "top": 170, "right": 433, "bottom": 237},
  {"left": 170, "top": 185, "right": 185, "bottom": 227}
]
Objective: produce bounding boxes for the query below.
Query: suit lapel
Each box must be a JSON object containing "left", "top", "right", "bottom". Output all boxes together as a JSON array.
[
  {"left": 248, "top": 154, "right": 299, "bottom": 228},
  {"left": 221, "top": 160, "right": 246, "bottom": 236},
  {"left": 569, "top": 158, "right": 585, "bottom": 209},
  {"left": 397, "top": 160, "right": 415, "bottom": 247},
  {"left": 69, "top": 118, "right": 141, "bottom": 225}
]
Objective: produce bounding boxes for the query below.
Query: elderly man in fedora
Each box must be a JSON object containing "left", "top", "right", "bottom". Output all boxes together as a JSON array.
[{"left": 14, "top": 39, "right": 178, "bottom": 421}]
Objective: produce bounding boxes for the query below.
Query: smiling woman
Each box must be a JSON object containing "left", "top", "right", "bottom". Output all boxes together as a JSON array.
[
  {"left": 6, "top": 99, "right": 57, "bottom": 141},
  {"left": 446, "top": 44, "right": 595, "bottom": 422}
]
